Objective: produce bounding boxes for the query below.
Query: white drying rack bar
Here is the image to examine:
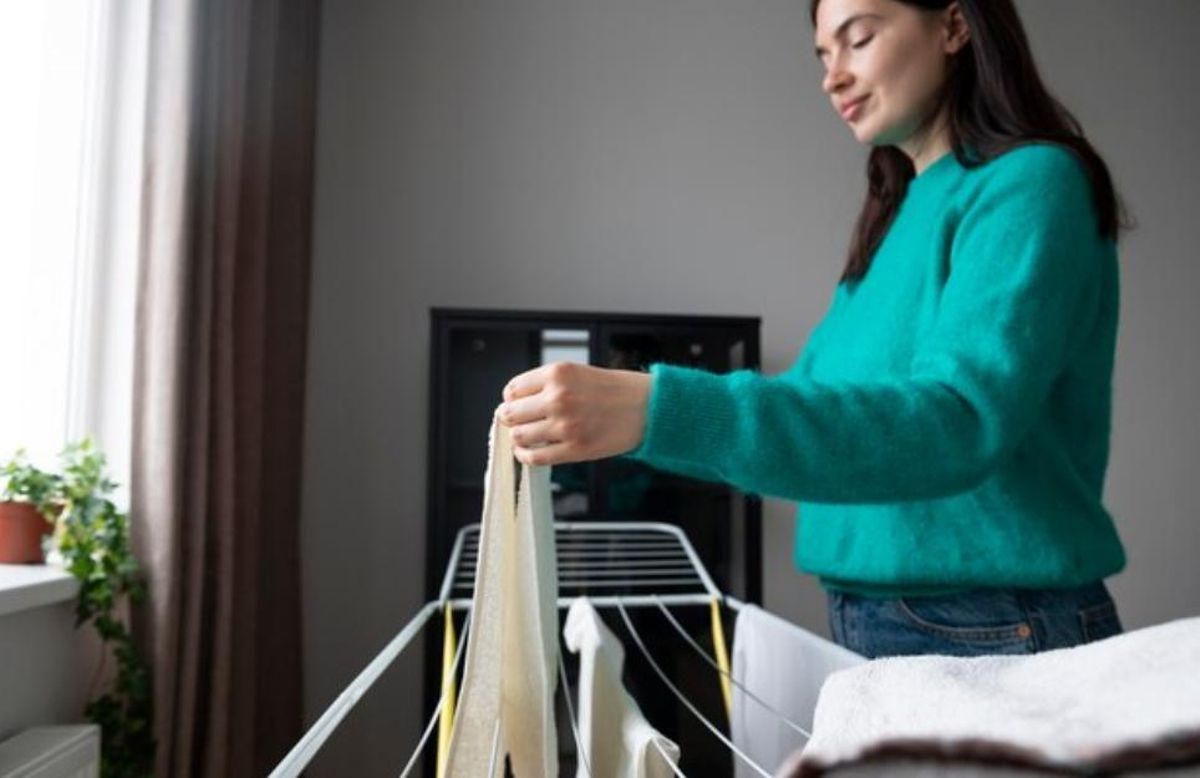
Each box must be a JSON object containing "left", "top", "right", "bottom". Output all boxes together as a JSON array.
[
  {"left": 270, "top": 520, "right": 747, "bottom": 778},
  {"left": 439, "top": 520, "right": 746, "bottom": 611}
]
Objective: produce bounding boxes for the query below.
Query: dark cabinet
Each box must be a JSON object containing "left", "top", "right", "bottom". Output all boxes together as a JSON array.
[
  {"left": 427, "top": 308, "right": 762, "bottom": 603},
  {"left": 425, "top": 307, "right": 762, "bottom": 775}
]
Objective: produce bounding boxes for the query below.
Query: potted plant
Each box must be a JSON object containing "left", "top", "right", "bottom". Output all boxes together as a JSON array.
[
  {"left": 1, "top": 441, "right": 155, "bottom": 777},
  {"left": 0, "top": 451, "right": 60, "bottom": 563}
]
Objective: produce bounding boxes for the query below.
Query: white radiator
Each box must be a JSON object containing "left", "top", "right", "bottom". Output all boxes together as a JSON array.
[{"left": 0, "top": 726, "right": 99, "bottom": 778}]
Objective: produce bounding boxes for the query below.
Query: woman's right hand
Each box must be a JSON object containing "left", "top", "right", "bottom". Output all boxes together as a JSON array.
[{"left": 497, "top": 362, "right": 651, "bottom": 467}]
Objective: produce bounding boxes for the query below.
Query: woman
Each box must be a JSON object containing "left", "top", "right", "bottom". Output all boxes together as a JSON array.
[{"left": 495, "top": 0, "right": 1128, "bottom": 659}]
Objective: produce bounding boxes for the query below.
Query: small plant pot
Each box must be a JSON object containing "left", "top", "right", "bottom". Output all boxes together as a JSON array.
[{"left": 0, "top": 500, "right": 52, "bottom": 564}]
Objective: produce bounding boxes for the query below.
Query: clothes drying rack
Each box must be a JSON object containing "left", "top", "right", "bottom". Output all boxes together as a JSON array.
[{"left": 270, "top": 521, "right": 815, "bottom": 778}]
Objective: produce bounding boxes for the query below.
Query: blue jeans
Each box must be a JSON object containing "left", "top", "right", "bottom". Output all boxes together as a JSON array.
[{"left": 827, "top": 581, "right": 1122, "bottom": 659}]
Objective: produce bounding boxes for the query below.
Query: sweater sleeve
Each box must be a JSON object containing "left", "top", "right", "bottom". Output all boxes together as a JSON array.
[{"left": 626, "top": 146, "right": 1109, "bottom": 503}]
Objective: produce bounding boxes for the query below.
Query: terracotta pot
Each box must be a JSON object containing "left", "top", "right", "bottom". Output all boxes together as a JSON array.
[{"left": 0, "top": 501, "right": 52, "bottom": 564}]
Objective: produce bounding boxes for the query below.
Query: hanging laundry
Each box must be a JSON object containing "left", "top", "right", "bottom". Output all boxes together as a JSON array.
[
  {"left": 443, "top": 412, "right": 559, "bottom": 777},
  {"left": 730, "top": 604, "right": 864, "bottom": 778},
  {"left": 563, "top": 597, "right": 682, "bottom": 778}
]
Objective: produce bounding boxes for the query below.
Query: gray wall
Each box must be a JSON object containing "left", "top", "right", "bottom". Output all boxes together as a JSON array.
[{"left": 300, "top": 1, "right": 1200, "bottom": 774}]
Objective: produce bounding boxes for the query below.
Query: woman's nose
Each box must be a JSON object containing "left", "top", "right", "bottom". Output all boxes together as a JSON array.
[{"left": 822, "top": 62, "right": 852, "bottom": 96}]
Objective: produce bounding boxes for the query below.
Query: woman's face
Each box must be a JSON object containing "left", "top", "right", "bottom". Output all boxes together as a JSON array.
[{"left": 814, "top": 0, "right": 966, "bottom": 150}]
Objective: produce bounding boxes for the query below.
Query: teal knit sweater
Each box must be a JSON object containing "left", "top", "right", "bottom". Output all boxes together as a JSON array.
[{"left": 628, "top": 143, "right": 1126, "bottom": 597}]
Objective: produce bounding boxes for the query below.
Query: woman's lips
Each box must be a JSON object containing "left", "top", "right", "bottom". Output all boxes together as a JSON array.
[{"left": 839, "top": 95, "right": 869, "bottom": 122}]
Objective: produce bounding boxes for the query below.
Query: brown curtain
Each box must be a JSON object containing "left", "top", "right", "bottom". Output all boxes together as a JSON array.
[{"left": 130, "top": 0, "right": 320, "bottom": 775}]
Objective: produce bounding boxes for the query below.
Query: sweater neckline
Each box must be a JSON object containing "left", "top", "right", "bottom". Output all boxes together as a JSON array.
[{"left": 911, "top": 150, "right": 957, "bottom": 186}]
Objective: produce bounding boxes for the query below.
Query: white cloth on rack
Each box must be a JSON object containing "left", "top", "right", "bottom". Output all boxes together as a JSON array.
[
  {"left": 444, "top": 413, "right": 559, "bottom": 778},
  {"left": 729, "top": 604, "right": 865, "bottom": 778},
  {"left": 563, "top": 597, "right": 681, "bottom": 778},
  {"left": 790, "top": 617, "right": 1200, "bottom": 777}
]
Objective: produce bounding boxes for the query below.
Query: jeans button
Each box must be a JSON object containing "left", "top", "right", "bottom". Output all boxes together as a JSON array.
[{"left": 1016, "top": 623, "right": 1032, "bottom": 639}]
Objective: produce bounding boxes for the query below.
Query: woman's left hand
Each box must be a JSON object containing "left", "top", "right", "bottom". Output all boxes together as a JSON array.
[{"left": 497, "top": 362, "right": 652, "bottom": 466}]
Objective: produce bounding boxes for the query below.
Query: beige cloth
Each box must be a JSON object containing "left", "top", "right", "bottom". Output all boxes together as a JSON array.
[
  {"left": 444, "top": 413, "right": 559, "bottom": 777},
  {"left": 563, "top": 597, "right": 681, "bottom": 778}
]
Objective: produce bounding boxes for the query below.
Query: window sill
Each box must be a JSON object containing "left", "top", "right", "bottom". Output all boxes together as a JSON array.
[{"left": 0, "top": 565, "right": 78, "bottom": 619}]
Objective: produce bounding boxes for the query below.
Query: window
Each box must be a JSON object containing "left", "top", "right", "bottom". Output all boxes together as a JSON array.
[{"left": 0, "top": 0, "right": 149, "bottom": 500}]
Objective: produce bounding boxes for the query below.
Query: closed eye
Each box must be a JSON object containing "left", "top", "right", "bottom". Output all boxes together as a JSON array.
[{"left": 851, "top": 34, "right": 875, "bottom": 50}]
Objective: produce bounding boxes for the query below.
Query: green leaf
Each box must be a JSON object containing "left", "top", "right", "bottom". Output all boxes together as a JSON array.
[{"left": 3, "top": 439, "right": 157, "bottom": 776}]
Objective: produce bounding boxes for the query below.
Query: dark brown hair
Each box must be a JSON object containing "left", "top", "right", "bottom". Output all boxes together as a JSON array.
[{"left": 811, "top": 0, "right": 1125, "bottom": 281}]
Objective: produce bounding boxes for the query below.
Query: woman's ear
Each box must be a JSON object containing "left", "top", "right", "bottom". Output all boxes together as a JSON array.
[{"left": 943, "top": 2, "right": 971, "bottom": 54}]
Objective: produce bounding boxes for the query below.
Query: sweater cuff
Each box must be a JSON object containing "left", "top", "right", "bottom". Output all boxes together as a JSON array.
[{"left": 627, "top": 362, "right": 737, "bottom": 470}]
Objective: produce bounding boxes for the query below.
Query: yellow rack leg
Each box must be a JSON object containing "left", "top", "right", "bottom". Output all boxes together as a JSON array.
[
  {"left": 436, "top": 603, "right": 458, "bottom": 777},
  {"left": 710, "top": 598, "right": 733, "bottom": 720}
]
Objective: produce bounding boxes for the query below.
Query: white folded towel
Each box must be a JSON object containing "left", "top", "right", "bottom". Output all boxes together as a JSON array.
[{"left": 786, "top": 617, "right": 1200, "bottom": 777}]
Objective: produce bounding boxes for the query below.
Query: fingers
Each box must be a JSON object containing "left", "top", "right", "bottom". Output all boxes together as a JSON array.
[
  {"left": 513, "top": 441, "right": 575, "bottom": 467},
  {"left": 503, "top": 361, "right": 582, "bottom": 402},
  {"left": 508, "top": 416, "right": 572, "bottom": 466},
  {"left": 503, "top": 365, "right": 551, "bottom": 402},
  {"left": 497, "top": 394, "right": 546, "bottom": 426},
  {"left": 498, "top": 362, "right": 585, "bottom": 467},
  {"left": 509, "top": 418, "right": 558, "bottom": 450}
]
